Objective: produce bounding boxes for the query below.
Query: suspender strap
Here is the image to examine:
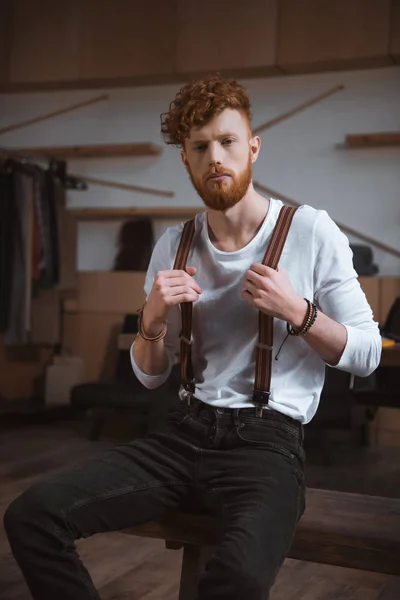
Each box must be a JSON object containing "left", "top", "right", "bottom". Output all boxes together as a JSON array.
[
  {"left": 253, "top": 205, "right": 298, "bottom": 408},
  {"left": 173, "top": 219, "right": 196, "bottom": 393},
  {"left": 173, "top": 206, "right": 297, "bottom": 405}
]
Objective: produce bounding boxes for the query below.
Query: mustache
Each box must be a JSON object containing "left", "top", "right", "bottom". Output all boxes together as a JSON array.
[{"left": 205, "top": 166, "right": 234, "bottom": 180}]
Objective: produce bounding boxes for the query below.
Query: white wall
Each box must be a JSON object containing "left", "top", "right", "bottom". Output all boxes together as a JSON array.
[{"left": 1, "top": 66, "right": 399, "bottom": 274}]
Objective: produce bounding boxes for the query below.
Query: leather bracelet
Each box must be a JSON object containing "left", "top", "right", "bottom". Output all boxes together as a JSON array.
[
  {"left": 137, "top": 304, "right": 167, "bottom": 342},
  {"left": 287, "top": 298, "right": 317, "bottom": 336}
]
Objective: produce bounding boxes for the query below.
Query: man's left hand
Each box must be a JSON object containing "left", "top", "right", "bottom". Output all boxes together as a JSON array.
[{"left": 242, "top": 263, "right": 307, "bottom": 328}]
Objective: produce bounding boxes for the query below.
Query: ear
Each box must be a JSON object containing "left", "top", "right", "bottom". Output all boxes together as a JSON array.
[{"left": 249, "top": 136, "right": 261, "bottom": 164}]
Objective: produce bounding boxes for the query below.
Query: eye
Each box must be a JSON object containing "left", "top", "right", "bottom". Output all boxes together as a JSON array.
[
  {"left": 195, "top": 144, "right": 207, "bottom": 152},
  {"left": 222, "top": 138, "right": 234, "bottom": 146}
]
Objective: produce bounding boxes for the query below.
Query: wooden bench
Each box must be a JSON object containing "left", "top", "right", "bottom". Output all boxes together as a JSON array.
[{"left": 122, "top": 488, "right": 400, "bottom": 600}]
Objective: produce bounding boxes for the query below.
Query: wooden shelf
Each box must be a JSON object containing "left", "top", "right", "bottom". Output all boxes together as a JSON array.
[
  {"left": 69, "top": 207, "right": 201, "bottom": 220},
  {"left": 16, "top": 142, "right": 162, "bottom": 159},
  {"left": 345, "top": 132, "right": 400, "bottom": 148}
]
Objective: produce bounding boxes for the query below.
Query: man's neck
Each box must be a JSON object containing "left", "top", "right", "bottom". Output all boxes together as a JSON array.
[{"left": 206, "top": 188, "right": 270, "bottom": 252}]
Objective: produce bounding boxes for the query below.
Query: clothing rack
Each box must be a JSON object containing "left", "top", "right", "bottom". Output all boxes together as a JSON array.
[{"left": 0, "top": 147, "right": 87, "bottom": 191}]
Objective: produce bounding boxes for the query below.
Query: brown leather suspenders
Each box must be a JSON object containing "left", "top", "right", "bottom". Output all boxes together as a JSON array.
[
  {"left": 253, "top": 205, "right": 298, "bottom": 413},
  {"left": 172, "top": 205, "right": 298, "bottom": 410},
  {"left": 173, "top": 219, "right": 196, "bottom": 396}
]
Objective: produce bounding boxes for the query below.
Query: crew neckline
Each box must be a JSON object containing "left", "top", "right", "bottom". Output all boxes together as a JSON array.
[{"left": 203, "top": 198, "right": 277, "bottom": 257}]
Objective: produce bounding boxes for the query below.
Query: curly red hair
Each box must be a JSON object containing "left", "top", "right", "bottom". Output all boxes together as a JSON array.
[{"left": 161, "top": 75, "right": 252, "bottom": 148}]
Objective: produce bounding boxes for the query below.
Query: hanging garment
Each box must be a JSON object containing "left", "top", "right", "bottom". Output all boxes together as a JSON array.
[
  {"left": 0, "top": 167, "right": 15, "bottom": 332},
  {"left": 4, "top": 171, "right": 34, "bottom": 345}
]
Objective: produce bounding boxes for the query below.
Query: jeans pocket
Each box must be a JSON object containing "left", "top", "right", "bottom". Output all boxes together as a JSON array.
[
  {"left": 237, "top": 422, "right": 294, "bottom": 454},
  {"left": 236, "top": 422, "right": 305, "bottom": 488}
]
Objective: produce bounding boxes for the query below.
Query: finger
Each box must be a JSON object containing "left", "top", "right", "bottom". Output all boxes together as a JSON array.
[
  {"left": 250, "top": 263, "right": 274, "bottom": 277},
  {"left": 166, "top": 276, "right": 202, "bottom": 293},
  {"left": 169, "top": 285, "right": 201, "bottom": 298},
  {"left": 158, "top": 272, "right": 202, "bottom": 294},
  {"left": 185, "top": 266, "right": 197, "bottom": 276},
  {"left": 242, "top": 279, "right": 257, "bottom": 294},
  {"left": 241, "top": 290, "right": 255, "bottom": 304},
  {"left": 245, "top": 269, "right": 264, "bottom": 285},
  {"left": 160, "top": 269, "right": 190, "bottom": 278},
  {"left": 168, "top": 292, "right": 199, "bottom": 305}
]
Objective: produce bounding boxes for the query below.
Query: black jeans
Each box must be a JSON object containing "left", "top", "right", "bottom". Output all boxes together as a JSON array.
[{"left": 4, "top": 399, "right": 306, "bottom": 600}]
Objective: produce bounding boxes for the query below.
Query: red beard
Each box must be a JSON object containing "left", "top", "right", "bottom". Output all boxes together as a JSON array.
[{"left": 188, "top": 155, "right": 252, "bottom": 212}]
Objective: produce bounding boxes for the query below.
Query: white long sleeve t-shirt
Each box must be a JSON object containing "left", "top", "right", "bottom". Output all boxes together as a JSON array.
[{"left": 131, "top": 198, "right": 381, "bottom": 424}]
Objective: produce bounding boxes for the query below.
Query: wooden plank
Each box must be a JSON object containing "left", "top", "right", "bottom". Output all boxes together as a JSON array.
[
  {"left": 380, "top": 346, "right": 400, "bottom": 367},
  {"left": 77, "top": 272, "right": 146, "bottom": 314},
  {"left": 69, "top": 312, "right": 124, "bottom": 381},
  {"left": 0, "top": 95, "right": 108, "bottom": 136},
  {"left": 176, "top": 0, "right": 278, "bottom": 73},
  {"left": 71, "top": 176, "right": 174, "bottom": 199},
  {"left": 9, "top": 0, "right": 81, "bottom": 83},
  {"left": 345, "top": 132, "right": 400, "bottom": 148},
  {"left": 69, "top": 207, "right": 201, "bottom": 220},
  {"left": 253, "top": 85, "right": 344, "bottom": 135},
  {"left": 359, "top": 277, "right": 381, "bottom": 323},
  {"left": 390, "top": 0, "right": 400, "bottom": 63},
  {"left": 16, "top": 142, "right": 162, "bottom": 159},
  {"left": 124, "top": 488, "right": 400, "bottom": 576},
  {"left": 79, "top": 0, "right": 176, "bottom": 79},
  {"left": 0, "top": 336, "right": 53, "bottom": 401},
  {"left": 380, "top": 277, "right": 400, "bottom": 325},
  {"left": 277, "top": 0, "right": 392, "bottom": 73},
  {"left": 254, "top": 182, "right": 400, "bottom": 260}
]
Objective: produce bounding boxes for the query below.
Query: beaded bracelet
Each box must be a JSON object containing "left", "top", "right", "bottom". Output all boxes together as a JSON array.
[
  {"left": 287, "top": 298, "right": 318, "bottom": 337},
  {"left": 137, "top": 304, "right": 167, "bottom": 342}
]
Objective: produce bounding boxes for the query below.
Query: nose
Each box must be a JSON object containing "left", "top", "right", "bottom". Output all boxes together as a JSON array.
[{"left": 207, "top": 141, "right": 223, "bottom": 166}]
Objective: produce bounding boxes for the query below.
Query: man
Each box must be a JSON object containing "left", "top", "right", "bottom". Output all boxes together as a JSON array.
[{"left": 4, "top": 76, "right": 381, "bottom": 600}]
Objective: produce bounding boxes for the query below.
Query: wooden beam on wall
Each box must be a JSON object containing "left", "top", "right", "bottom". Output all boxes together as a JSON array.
[
  {"left": 345, "top": 132, "right": 400, "bottom": 148},
  {"left": 0, "top": 94, "right": 108, "bottom": 136},
  {"left": 69, "top": 207, "right": 201, "bottom": 220},
  {"left": 15, "top": 142, "right": 162, "bottom": 159},
  {"left": 254, "top": 181, "right": 400, "bottom": 260}
]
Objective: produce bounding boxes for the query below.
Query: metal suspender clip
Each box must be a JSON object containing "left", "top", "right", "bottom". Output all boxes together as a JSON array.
[
  {"left": 253, "top": 390, "right": 271, "bottom": 418},
  {"left": 179, "top": 382, "right": 195, "bottom": 405}
]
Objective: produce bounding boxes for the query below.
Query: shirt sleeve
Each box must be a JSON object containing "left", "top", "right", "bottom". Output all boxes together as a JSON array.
[
  {"left": 130, "top": 227, "right": 182, "bottom": 389},
  {"left": 313, "top": 210, "right": 382, "bottom": 377}
]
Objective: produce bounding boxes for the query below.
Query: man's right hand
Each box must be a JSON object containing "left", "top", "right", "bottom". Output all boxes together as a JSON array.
[{"left": 141, "top": 266, "right": 202, "bottom": 336}]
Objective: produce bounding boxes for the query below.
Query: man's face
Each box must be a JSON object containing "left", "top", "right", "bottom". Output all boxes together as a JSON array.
[{"left": 182, "top": 109, "right": 258, "bottom": 211}]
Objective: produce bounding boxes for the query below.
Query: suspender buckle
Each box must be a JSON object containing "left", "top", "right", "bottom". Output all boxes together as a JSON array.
[
  {"left": 179, "top": 381, "right": 196, "bottom": 405},
  {"left": 180, "top": 334, "right": 192, "bottom": 345},
  {"left": 253, "top": 390, "right": 271, "bottom": 417}
]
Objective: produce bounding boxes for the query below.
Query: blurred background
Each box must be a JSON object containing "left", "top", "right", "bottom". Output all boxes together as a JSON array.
[{"left": 0, "top": 1, "right": 399, "bottom": 598}]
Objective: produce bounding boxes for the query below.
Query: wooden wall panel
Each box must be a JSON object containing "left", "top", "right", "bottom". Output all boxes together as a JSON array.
[
  {"left": 277, "top": 0, "right": 392, "bottom": 73},
  {"left": 0, "top": 336, "right": 53, "bottom": 401},
  {"left": 176, "top": 0, "right": 278, "bottom": 74},
  {"left": 391, "top": 0, "right": 400, "bottom": 63},
  {"left": 9, "top": 0, "right": 81, "bottom": 83},
  {"left": 79, "top": 0, "right": 177, "bottom": 80},
  {"left": 72, "top": 313, "right": 124, "bottom": 382},
  {"left": 379, "top": 277, "right": 400, "bottom": 325},
  {"left": 358, "top": 278, "right": 381, "bottom": 324},
  {"left": 77, "top": 272, "right": 146, "bottom": 314}
]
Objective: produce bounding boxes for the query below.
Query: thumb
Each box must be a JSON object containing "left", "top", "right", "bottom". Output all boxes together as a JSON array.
[{"left": 186, "top": 266, "right": 197, "bottom": 276}]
